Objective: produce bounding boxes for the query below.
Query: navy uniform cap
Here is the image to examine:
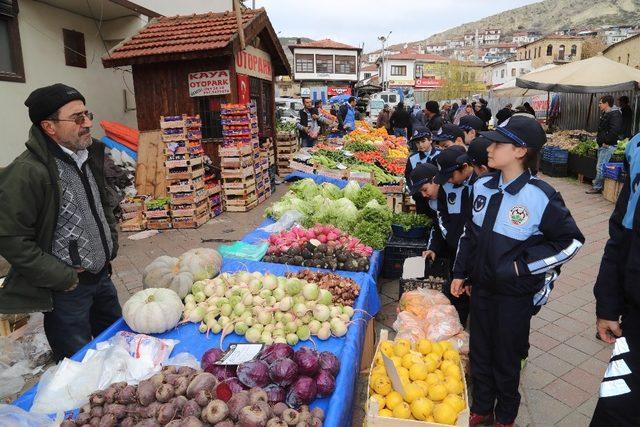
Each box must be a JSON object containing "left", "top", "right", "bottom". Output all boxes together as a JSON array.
[
  {"left": 409, "top": 129, "right": 432, "bottom": 145},
  {"left": 434, "top": 145, "right": 466, "bottom": 185},
  {"left": 458, "top": 115, "right": 484, "bottom": 132},
  {"left": 409, "top": 163, "right": 439, "bottom": 195},
  {"left": 432, "top": 123, "right": 465, "bottom": 142},
  {"left": 457, "top": 137, "right": 491, "bottom": 167},
  {"left": 480, "top": 115, "right": 546, "bottom": 149}
]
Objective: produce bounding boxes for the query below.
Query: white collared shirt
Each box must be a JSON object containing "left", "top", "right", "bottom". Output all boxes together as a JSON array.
[{"left": 58, "top": 145, "right": 89, "bottom": 169}]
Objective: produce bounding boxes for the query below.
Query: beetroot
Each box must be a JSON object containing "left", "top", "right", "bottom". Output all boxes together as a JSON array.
[
  {"left": 263, "top": 384, "right": 286, "bottom": 404},
  {"left": 227, "top": 391, "right": 250, "bottom": 420},
  {"left": 221, "top": 376, "right": 247, "bottom": 393},
  {"left": 259, "top": 344, "right": 295, "bottom": 365},
  {"left": 293, "top": 348, "right": 319, "bottom": 377},
  {"left": 201, "top": 400, "right": 229, "bottom": 424},
  {"left": 318, "top": 351, "right": 340, "bottom": 377},
  {"left": 268, "top": 358, "right": 299, "bottom": 387},
  {"left": 238, "top": 404, "right": 269, "bottom": 427},
  {"left": 201, "top": 348, "right": 225, "bottom": 371},
  {"left": 237, "top": 360, "right": 270, "bottom": 388},
  {"left": 285, "top": 377, "right": 317, "bottom": 408},
  {"left": 181, "top": 400, "right": 201, "bottom": 418},
  {"left": 186, "top": 372, "right": 218, "bottom": 399},
  {"left": 314, "top": 370, "right": 336, "bottom": 397}
]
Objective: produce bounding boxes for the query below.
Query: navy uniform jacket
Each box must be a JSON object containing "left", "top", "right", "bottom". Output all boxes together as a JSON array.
[
  {"left": 594, "top": 134, "right": 640, "bottom": 320},
  {"left": 427, "top": 172, "right": 478, "bottom": 257},
  {"left": 453, "top": 171, "right": 584, "bottom": 300},
  {"left": 404, "top": 148, "right": 440, "bottom": 188}
]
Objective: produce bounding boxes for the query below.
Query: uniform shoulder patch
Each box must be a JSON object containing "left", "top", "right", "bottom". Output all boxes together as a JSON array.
[{"left": 473, "top": 194, "right": 487, "bottom": 212}]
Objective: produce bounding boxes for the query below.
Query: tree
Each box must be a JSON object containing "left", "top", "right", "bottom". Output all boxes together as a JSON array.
[
  {"left": 430, "top": 60, "right": 486, "bottom": 101},
  {"left": 581, "top": 37, "right": 607, "bottom": 59}
]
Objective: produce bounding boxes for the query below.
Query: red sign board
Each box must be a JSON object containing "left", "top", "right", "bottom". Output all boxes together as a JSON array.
[
  {"left": 415, "top": 77, "right": 444, "bottom": 89},
  {"left": 327, "top": 86, "right": 352, "bottom": 96},
  {"left": 237, "top": 74, "right": 250, "bottom": 104}
]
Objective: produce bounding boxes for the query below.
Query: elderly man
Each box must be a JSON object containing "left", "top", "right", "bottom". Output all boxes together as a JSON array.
[{"left": 0, "top": 83, "right": 120, "bottom": 361}]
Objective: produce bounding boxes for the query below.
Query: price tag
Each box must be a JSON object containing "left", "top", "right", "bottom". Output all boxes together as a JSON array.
[{"left": 216, "top": 343, "right": 264, "bottom": 365}]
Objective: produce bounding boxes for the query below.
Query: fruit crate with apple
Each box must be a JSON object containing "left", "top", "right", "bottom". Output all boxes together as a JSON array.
[{"left": 365, "top": 329, "right": 469, "bottom": 426}]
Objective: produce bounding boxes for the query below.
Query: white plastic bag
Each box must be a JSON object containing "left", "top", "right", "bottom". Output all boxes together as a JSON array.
[
  {"left": 0, "top": 404, "right": 56, "bottom": 427},
  {"left": 259, "top": 210, "right": 304, "bottom": 233}
]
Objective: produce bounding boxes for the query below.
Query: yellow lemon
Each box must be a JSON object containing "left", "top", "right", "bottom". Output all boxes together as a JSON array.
[
  {"left": 434, "top": 369, "right": 446, "bottom": 381},
  {"left": 385, "top": 391, "right": 404, "bottom": 410},
  {"left": 370, "top": 394, "right": 386, "bottom": 411},
  {"left": 372, "top": 376, "right": 392, "bottom": 396},
  {"left": 440, "top": 341, "right": 453, "bottom": 352},
  {"left": 393, "top": 339, "right": 411, "bottom": 357},
  {"left": 443, "top": 394, "right": 466, "bottom": 413},
  {"left": 410, "top": 397, "right": 435, "bottom": 421},
  {"left": 413, "top": 380, "right": 430, "bottom": 396},
  {"left": 423, "top": 357, "right": 438, "bottom": 373},
  {"left": 378, "top": 408, "right": 393, "bottom": 417},
  {"left": 392, "top": 402, "right": 412, "bottom": 419},
  {"left": 396, "top": 366, "right": 410, "bottom": 378},
  {"left": 402, "top": 353, "right": 423, "bottom": 369},
  {"left": 372, "top": 365, "right": 387, "bottom": 377},
  {"left": 426, "top": 415, "right": 435, "bottom": 422},
  {"left": 431, "top": 342, "right": 444, "bottom": 356},
  {"left": 373, "top": 352, "right": 384, "bottom": 366},
  {"left": 433, "top": 402, "right": 458, "bottom": 425},
  {"left": 444, "top": 377, "right": 464, "bottom": 395},
  {"left": 380, "top": 341, "right": 394, "bottom": 357},
  {"left": 417, "top": 339, "right": 433, "bottom": 355},
  {"left": 443, "top": 349, "right": 460, "bottom": 363},
  {"left": 390, "top": 356, "right": 403, "bottom": 368},
  {"left": 440, "top": 360, "right": 455, "bottom": 373},
  {"left": 403, "top": 383, "right": 425, "bottom": 403},
  {"left": 426, "top": 372, "right": 441, "bottom": 386},
  {"left": 428, "top": 383, "right": 448, "bottom": 402},
  {"left": 409, "top": 363, "right": 429, "bottom": 381},
  {"left": 444, "top": 364, "right": 462, "bottom": 380},
  {"left": 426, "top": 352, "right": 442, "bottom": 365}
]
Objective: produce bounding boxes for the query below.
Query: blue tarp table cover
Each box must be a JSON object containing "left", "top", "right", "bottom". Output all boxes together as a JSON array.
[
  {"left": 13, "top": 222, "right": 383, "bottom": 427},
  {"left": 284, "top": 171, "right": 351, "bottom": 189}
]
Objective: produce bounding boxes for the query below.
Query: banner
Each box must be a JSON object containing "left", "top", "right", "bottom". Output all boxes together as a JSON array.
[
  {"left": 235, "top": 46, "right": 273, "bottom": 81},
  {"left": 327, "top": 86, "right": 352, "bottom": 96},
  {"left": 188, "top": 70, "right": 231, "bottom": 97}
]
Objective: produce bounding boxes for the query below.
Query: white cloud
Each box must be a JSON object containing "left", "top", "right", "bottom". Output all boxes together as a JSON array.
[{"left": 254, "top": 0, "right": 540, "bottom": 51}]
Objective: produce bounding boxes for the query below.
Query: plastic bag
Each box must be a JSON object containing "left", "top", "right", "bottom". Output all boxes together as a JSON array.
[
  {"left": 0, "top": 404, "right": 56, "bottom": 427},
  {"left": 164, "top": 352, "right": 200, "bottom": 369},
  {"left": 218, "top": 241, "right": 269, "bottom": 261},
  {"left": 425, "top": 309, "right": 463, "bottom": 342},
  {"left": 392, "top": 312, "right": 427, "bottom": 343},
  {"left": 259, "top": 210, "right": 304, "bottom": 233},
  {"left": 103, "top": 331, "right": 178, "bottom": 368},
  {"left": 447, "top": 331, "right": 470, "bottom": 354},
  {"left": 398, "top": 288, "right": 450, "bottom": 319}
]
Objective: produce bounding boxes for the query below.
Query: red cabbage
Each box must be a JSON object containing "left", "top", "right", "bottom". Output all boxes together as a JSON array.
[
  {"left": 315, "top": 370, "right": 336, "bottom": 397},
  {"left": 220, "top": 377, "right": 246, "bottom": 393},
  {"left": 204, "top": 364, "right": 235, "bottom": 381},
  {"left": 237, "top": 360, "right": 270, "bottom": 388},
  {"left": 268, "top": 358, "right": 299, "bottom": 387},
  {"left": 263, "top": 384, "right": 286, "bottom": 404},
  {"left": 201, "top": 348, "right": 224, "bottom": 371},
  {"left": 286, "top": 376, "right": 317, "bottom": 408},
  {"left": 318, "top": 351, "right": 340, "bottom": 377},
  {"left": 259, "top": 343, "right": 294, "bottom": 365},
  {"left": 293, "top": 347, "right": 319, "bottom": 377}
]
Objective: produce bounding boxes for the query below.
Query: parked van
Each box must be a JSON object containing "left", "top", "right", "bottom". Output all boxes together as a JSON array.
[
  {"left": 276, "top": 97, "right": 303, "bottom": 112},
  {"left": 367, "top": 99, "right": 385, "bottom": 123}
]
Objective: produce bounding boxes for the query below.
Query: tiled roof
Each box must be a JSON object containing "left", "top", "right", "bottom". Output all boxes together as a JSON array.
[
  {"left": 291, "top": 38, "right": 360, "bottom": 50},
  {"left": 103, "top": 8, "right": 263, "bottom": 64},
  {"left": 361, "top": 63, "right": 378, "bottom": 71},
  {"left": 388, "top": 52, "right": 449, "bottom": 61}
]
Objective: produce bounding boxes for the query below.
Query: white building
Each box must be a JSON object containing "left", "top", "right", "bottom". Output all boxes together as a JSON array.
[
  {"left": 446, "top": 38, "right": 465, "bottom": 49},
  {"left": 483, "top": 29, "right": 501, "bottom": 45},
  {"left": 0, "top": 0, "right": 164, "bottom": 166},
  {"left": 483, "top": 58, "right": 532, "bottom": 88},
  {"left": 425, "top": 44, "right": 447, "bottom": 53},
  {"left": 359, "top": 63, "right": 378, "bottom": 82},
  {"left": 512, "top": 31, "right": 541, "bottom": 45}
]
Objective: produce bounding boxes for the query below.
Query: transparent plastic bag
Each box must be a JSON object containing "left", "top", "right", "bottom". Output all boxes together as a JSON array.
[
  {"left": 447, "top": 331, "right": 470, "bottom": 354},
  {"left": 0, "top": 404, "right": 56, "bottom": 427},
  {"left": 392, "top": 312, "right": 427, "bottom": 343},
  {"left": 425, "top": 313, "right": 463, "bottom": 342},
  {"left": 259, "top": 210, "right": 304, "bottom": 233},
  {"left": 398, "top": 288, "right": 450, "bottom": 319}
]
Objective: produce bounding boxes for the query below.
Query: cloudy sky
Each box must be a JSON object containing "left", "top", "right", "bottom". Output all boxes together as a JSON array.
[{"left": 253, "top": 0, "right": 541, "bottom": 52}]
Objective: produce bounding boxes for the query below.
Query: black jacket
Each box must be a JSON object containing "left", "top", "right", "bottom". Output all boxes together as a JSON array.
[
  {"left": 390, "top": 108, "right": 411, "bottom": 129},
  {"left": 594, "top": 136, "right": 640, "bottom": 320},
  {"left": 476, "top": 107, "right": 492, "bottom": 130},
  {"left": 621, "top": 105, "right": 633, "bottom": 139},
  {"left": 597, "top": 109, "right": 623, "bottom": 147},
  {"left": 496, "top": 108, "right": 513, "bottom": 126},
  {"left": 425, "top": 114, "right": 443, "bottom": 132}
]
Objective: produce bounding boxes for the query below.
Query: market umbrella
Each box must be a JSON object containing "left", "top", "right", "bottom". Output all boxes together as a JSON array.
[
  {"left": 491, "top": 64, "right": 557, "bottom": 98},
  {"left": 329, "top": 94, "right": 353, "bottom": 104},
  {"left": 516, "top": 55, "right": 640, "bottom": 93}
]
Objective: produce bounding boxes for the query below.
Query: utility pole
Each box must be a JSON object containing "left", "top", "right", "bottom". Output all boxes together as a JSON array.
[
  {"left": 378, "top": 31, "right": 391, "bottom": 91},
  {"left": 233, "top": 0, "right": 246, "bottom": 50}
]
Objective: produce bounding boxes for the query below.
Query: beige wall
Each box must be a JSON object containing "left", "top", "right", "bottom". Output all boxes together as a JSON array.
[
  {"left": 0, "top": 0, "right": 141, "bottom": 166},
  {"left": 604, "top": 36, "right": 640, "bottom": 69},
  {"left": 133, "top": 0, "right": 232, "bottom": 16},
  {"left": 517, "top": 39, "right": 583, "bottom": 69}
]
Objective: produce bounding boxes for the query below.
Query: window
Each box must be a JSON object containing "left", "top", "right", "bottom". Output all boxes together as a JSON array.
[
  {"left": 415, "top": 64, "right": 423, "bottom": 78},
  {"left": 538, "top": 46, "right": 542, "bottom": 57},
  {"left": 618, "top": 56, "right": 622, "bottom": 63},
  {"left": 0, "top": 1, "right": 25, "bottom": 82},
  {"left": 390, "top": 65, "right": 406, "bottom": 76},
  {"left": 295, "top": 54, "right": 314, "bottom": 73},
  {"left": 463, "top": 71, "right": 469, "bottom": 82},
  {"left": 571, "top": 44, "right": 577, "bottom": 56},
  {"left": 528, "top": 49, "right": 531, "bottom": 59},
  {"left": 627, "top": 53, "right": 631, "bottom": 65},
  {"left": 546, "top": 44, "right": 553, "bottom": 56},
  {"left": 500, "top": 69, "right": 505, "bottom": 78},
  {"left": 315, "top": 54, "right": 333, "bottom": 73},
  {"left": 335, "top": 55, "right": 356, "bottom": 74},
  {"left": 364, "top": 72, "right": 371, "bottom": 79},
  {"left": 558, "top": 44, "right": 565, "bottom": 60},
  {"left": 511, "top": 68, "right": 516, "bottom": 77},
  {"left": 388, "top": 94, "right": 397, "bottom": 103},
  {"left": 63, "top": 29, "right": 86, "bottom": 68}
]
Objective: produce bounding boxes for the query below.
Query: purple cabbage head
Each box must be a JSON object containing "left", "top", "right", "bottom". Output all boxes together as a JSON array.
[
  {"left": 285, "top": 376, "right": 317, "bottom": 408},
  {"left": 201, "top": 348, "right": 224, "bottom": 372},
  {"left": 268, "top": 357, "right": 299, "bottom": 387},
  {"left": 205, "top": 364, "right": 235, "bottom": 381},
  {"left": 221, "top": 377, "right": 247, "bottom": 393},
  {"left": 237, "top": 360, "right": 270, "bottom": 388},
  {"left": 315, "top": 370, "right": 336, "bottom": 397},
  {"left": 263, "top": 384, "right": 286, "bottom": 404},
  {"left": 293, "top": 347, "right": 319, "bottom": 377},
  {"left": 259, "top": 343, "right": 294, "bottom": 365},
  {"left": 318, "top": 351, "right": 340, "bottom": 377}
]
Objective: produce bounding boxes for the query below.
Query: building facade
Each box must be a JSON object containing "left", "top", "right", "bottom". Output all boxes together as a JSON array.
[
  {"left": 483, "top": 59, "right": 532, "bottom": 88},
  {"left": 516, "top": 36, "right": 583, "bottom": 68},
  {"left": 603, "top": 33, "right": 640, "bottom": 69}
]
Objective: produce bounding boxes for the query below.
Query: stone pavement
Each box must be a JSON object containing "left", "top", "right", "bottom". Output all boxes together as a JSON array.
[{"left": 105, "top": 175, "right": 614, "bottom": 426}]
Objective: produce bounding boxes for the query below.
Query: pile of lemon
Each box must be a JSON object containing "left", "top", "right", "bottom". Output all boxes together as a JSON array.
[{"left": 368, "top": 338, "right": 466, "bottom": 425}]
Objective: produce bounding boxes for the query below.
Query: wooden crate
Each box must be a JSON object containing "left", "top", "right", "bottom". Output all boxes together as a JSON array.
[
  {"left": 160, "top": 114, "right": 201, "bottom": 129},
  {"left": 170, "top": 189, "right": 209, "bottom": 205},
  {"left": 165, "top": 156, "right": 203, "bottom": 169},
  {"left": 290, "top": 160, "right": 315, "bottom": 174},
  {"left": 171, "top": 200, "right": 210, "bottom": 218},
  {"left": 144, "top": 209, "right": 170, "bottom": 219},
  {"left": 120, "top": 217, "right": 147, "bottom": 232},
  {"left": 168, "top": 179, "right": 205, "bottom": 193},
  {"left": 225, "top": 192, "right": 257, "bottom": 206},
  {"left": 386, "top": 193, "right": 404, "bottom": 214},
  {"left": 147, "top": 218, "right": 172, "bottom": 230},
  {"left": 166, "top": 165, "right": 205, "bottom": 181},
  {"left": 172, "top": 212, "right": 210, "bottom": 229},
  {"left": 0, "top": 314, "right": 29, "bottom": 337},
  {"left": 221, "top": 165, "right": 255, "bottom": 179},
  {"left": 226, "top": 200, "right": 258, "bottom": 212},
  {"left": 224, "top": 185, "right": 257, "bottom": 196},
  {"left": 135, "top": 130, "right": 166, "bottom": 198},
  {"left": 222, "top": 176, "right": 257, "bottom": 189},
  {"left": 603, "top": 178, "right": 623, "bottom": 203},
  {"left": 220, "top": 155, "right": 255, "bottom": 169},
  {"left": 161, "top": 129, "right": 202, "bottom": 142}
]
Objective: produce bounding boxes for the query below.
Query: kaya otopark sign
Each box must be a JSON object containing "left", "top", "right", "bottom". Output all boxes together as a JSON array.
[{"left": 188, "top": 70, "right": 231, "bottom": 97}]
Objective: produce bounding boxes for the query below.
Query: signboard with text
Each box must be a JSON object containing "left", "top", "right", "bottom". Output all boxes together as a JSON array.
[
  {"left": 235, "top": 46, "right": 273, "bottom": 81},
  {"left": 188, "top": 70, "right": 231, "bottom": 97},
  {"left": 327, "top": 86, "right": 352, "bottom": 96}
]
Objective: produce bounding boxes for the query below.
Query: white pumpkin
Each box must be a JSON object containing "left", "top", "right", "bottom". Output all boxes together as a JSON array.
[
  {"left": 123, "top": 288, "right": 184, "bottom": 334},
  {"left": 142, "top": 249, "right": 223, "bottom": 298}
]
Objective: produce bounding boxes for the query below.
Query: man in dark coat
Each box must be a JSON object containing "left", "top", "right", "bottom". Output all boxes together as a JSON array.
[
  {"left": 588, "top": 95, "right": 624, "bottom": 194},
  {"left": 390, "top": 102, "right": 411, "bottom": 137},
  {"left": 424, "top": 101, "right": 443, "bottom": 132},
  {"left": 618, "top": 96, "right": 633, "bottom": 139}
]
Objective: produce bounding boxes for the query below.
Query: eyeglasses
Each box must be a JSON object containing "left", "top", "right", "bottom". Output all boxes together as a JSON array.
[{"left": 50, "top": 112, "right": 94, "bottom": 125}]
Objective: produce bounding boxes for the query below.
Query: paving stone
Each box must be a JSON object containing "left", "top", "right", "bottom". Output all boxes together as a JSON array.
[
  {"left": 553, "top": 316, "right": 590, "bottom": 334},
  {"left": 561, "top": 367, "right": 602, "bottom": 394},
  {"left": 539, "top": 322, "right": 575, "bottom": 342},
  {"left": 556, "top": 411, "right": 592, "bottom": 427},
  {"left": 531, "top": 352, "right": 574, "bottom": 377},
  {"left": 567, "top": 308, "right": 596, "bottom": 325},
  {"left": 565, "top": 334, "right": 605, "bottom": 355},
  {"left": 595, "top": 347, "right": 614, "bottom": 363},
  {"left": 530, "top": 316, "right": 548, "bottom": 331},
  {"left": 526, "top": 389, "right": 573, "bottom": 425},
  {"left": 522, "top": 363, "right": 557, "bottom": 390},
  {"left": 536, "top": 306, "right": 564, "bottom": 322},
  {"left": 543, "top": 378, "right": 591, "bottom": 408},
  {"left": 576, "top": 395, "right": 599, "bottom": 418},
  {"left": 579, "top": 357, "right": 608, "bottom": 378},
  {"left": 546, "top": 300, "right": 580, "bottom": 315},
  {"left": 549, "top": 343, "right": 591, "bottom": 366},
  {"left": 529, "top": 331, "right": 560, "bottom": 351}
]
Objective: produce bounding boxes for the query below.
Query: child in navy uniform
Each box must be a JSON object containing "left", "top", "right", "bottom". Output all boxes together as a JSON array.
[
  {"left": 405, "top": 130, "right": 439, "bottom": 216},
  {"left": 451, "top": 115, "right": 585, "bottom": 427},
  {"left": 591, "top": 132, "right": 640, "bottom": 426}
]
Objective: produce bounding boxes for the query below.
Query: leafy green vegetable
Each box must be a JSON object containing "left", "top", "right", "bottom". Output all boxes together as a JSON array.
[
  {"left": 290, "top": 178, "right": 320, "bottom": 199},
  {"left": 344, "top": 142, "right": 377, "bottom": 152},
  {"left": 352, "top": 205, "right": 392, "bottom": 249},
  {"left": 264, "top": 192, "right": 305, "bottom": 219},
  {"left": 352, "top": 184, "right": 387, "bottom": 209},
  {"left": 319, "top": 182, "right": 343, "bottom": 200},
  {"left": 392, "top": 212, "right": 432, "bottom": 231},
  {"left": 343, "top": 181, "right": 361, "bottom": 201},
  {"left": 145, "top": 197, "right": 170, "bottom": 210},
  {"left": 570, "top": 139, "right": 597, "bottom": 156}
]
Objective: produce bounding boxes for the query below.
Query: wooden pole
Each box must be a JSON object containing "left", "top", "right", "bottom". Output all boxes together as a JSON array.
[
  {"left": 233, "top": 0, "right": 246, "bottom": 50},
  {"left": 585, "top": 93, "right": 594, "bottom": 130}
]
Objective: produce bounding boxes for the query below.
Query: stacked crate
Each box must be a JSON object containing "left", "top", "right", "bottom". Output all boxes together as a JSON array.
[
  {"left": 275, "top": 131, "right": 299, "bottom": 177},
  {"left": 205, "top": 175, "right": 224, "bottom": 218},
  {"left": 161, "top": 115, "right": 210, "bottom": 229},
  {"left": 144, "top": 197, "right": 172, "bottom": 230}
]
